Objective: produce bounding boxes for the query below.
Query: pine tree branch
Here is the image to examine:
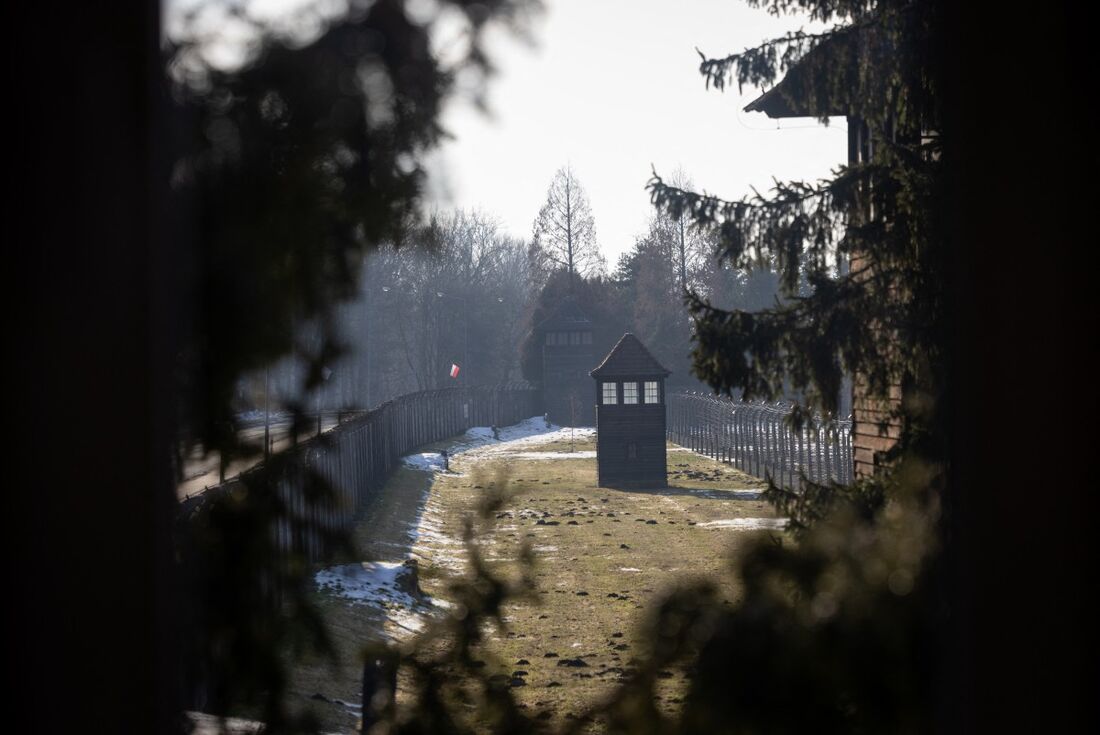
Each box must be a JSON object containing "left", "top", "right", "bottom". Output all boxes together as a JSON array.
[{"left": 697, "top": 3, "right": 918, "bottom": 92}]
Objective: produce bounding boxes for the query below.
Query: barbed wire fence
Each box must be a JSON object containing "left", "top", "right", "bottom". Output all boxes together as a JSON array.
[
  {"left": 183, "top": 386, "right": 853, "bottom": 567},
  {"left": 179, "top": 382, "right": 538, "bottom": 564},
  {"left": 667, "top": 391, "right": 854, "bottom": 489}
]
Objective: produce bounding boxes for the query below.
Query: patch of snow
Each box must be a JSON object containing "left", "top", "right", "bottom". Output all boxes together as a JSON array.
[
  {"left": 235, "top": 409, "right": 291, "bottom": 427},
  {"left": 186, "top": 712, "right": 265, "bottom": 734},
  {"left": 447, "top": 417, "right": 596, "bottom": 459},
  {"left": 316, "top": 562, "right": 409, "bottom": 603},
  {"left": 315, "top": 562, "right": 445, "bottom": 641},
  {"left": 618, "top": 567, "right": 642, "bottom": 572},
  {"left": 696, "top": 518, "right": 788, "bottom": 530},
  {"left": 400, "top": 417, "right": 594, "bottom": 473},
  {"left": 403, "top": 452, "right": 446, "bottom": 472},
  {"left": 464, "top": 416, "right": 592, "bottom": 445}
]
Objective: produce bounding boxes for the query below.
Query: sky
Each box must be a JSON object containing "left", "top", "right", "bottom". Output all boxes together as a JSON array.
[
  {"left": 426, "top": 0, "right": 847, "bottom": 264},
  {"left": 166, "top": 0, "right": 847, "bottom": 265}
]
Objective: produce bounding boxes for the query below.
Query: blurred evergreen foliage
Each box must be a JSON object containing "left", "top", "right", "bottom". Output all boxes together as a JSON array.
[
  {"left": 167, "top": 1, "right": 541, "bottom": 730},
  {"left": 178, "top": 0, "right": 952, "bottom": 731}
]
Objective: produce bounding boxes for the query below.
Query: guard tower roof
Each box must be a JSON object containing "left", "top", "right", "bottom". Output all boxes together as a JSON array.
[{"left": 590, "top": 333, "right": 670, "bottom": 378}]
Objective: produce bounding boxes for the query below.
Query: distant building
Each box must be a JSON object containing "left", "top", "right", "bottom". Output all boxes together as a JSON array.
[
  {"left": 538, "top": 300, "right": 596, "bottom": 426},
  {"left": 591, "top": 333, "right": 670, "bottom": 488}
]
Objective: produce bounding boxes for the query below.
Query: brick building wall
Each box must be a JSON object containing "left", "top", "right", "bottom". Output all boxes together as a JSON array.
[{"left": 851, "top": 378, "right": 901, "bottom": 478}]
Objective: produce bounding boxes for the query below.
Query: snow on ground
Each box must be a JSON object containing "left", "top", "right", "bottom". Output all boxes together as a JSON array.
[
  {"left": 696, "top": 518, "right": 789, "bottom": 530},
  {"left": 186, "top": 712, "right": 266, "bottom": 734},
  {"left": 314, "top": 562, "right": 448, "bottom": 641},
  {"left": 457, "top": 422, "right": 595, "bottom": 466},
  {"left": 401, "top": 453, "right": 465, "bottom": 475},
  {"left": 401, "top": 416, "right": 596, "bottom": 473},
  {"left": 461, "top": 417, "right": 594, "bottom": 451},
  {"left": 403, "top": 452, "right": 449, "bottom": 472},
  {"left": 235, "top": 409, "right": 292, "bottom": 426}
]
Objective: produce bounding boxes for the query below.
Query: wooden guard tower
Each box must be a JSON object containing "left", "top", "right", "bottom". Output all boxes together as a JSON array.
[
  {"left": 590, "top": 333, "right": 671, "bottom": 488},
  {"left": 539, "top": 300, "right": 596, "bottom": 426}
]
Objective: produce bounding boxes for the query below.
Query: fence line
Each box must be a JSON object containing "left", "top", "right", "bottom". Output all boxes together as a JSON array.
[
  {"left": 180, "top": 382, "right": 537, "bottom": 563},
  {"left": 666, "top": 391, "right": 853, "bottom": 489},
  {"left": 183, "top": 386, "right": 852, "bottom": 566}
]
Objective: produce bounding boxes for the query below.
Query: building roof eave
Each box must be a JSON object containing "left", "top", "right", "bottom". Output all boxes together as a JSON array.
[{"left": 740, "top": 31, "right": 855, "bottom": 119}]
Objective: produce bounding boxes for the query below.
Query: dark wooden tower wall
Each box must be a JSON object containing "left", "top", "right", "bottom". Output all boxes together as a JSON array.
[
  {"left": 540, "top": 301, "right": 596, "bottom": 426},
  {"left": 591, "top": 333, "right": 671, "bottom": 488}
]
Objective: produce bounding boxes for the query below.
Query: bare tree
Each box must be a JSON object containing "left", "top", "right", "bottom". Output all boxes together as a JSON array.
[
  {"left": 531, "top": 165, "right": 604, "bottom": 287},
  {"left": 646, "top": 168, "right": 712, "bottom": 295},
  {"left": 303, "top": 209, "right": 535, "bottom": 402}
]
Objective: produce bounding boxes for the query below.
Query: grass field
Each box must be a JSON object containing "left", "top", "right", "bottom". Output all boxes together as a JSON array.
[{"left": 290, "top": 420, "right": 783, "bottom": 732}]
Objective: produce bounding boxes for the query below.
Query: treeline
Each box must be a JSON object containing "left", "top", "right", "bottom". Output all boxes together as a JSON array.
[
  {"left": 240, "top": 170, "right": 811, "bottom": 415},
  {"left": 245, "top": 209, "right": 537, "bottom": 413}
]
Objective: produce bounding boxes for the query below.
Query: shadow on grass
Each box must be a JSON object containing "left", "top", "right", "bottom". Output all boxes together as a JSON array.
[{"left": 345, "top": 467, "right": 437, "bottom": 563}]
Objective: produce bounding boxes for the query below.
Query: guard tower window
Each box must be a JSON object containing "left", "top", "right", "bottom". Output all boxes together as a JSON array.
[
  {"left": 582, "top": 331, "right": 592, "bottom": 344},
  {"left": 644, "top": 381, "right": 660, "bottom": 404},
  {"left": 602, "top": 382, "right": 617, "bottom": 405},
  {"left": 622, "top": 382, "right": 638, "bottom": 404},
  {"left": 545, "top": 332, "right": 554, "bottom": 346},
  {"left": 570, "top": 331, "right": 581, "bottom": 345}
]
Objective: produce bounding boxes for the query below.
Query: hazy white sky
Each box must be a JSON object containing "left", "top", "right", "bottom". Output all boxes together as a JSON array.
[
  {"left": 167, "top": 0, "right": 847, "bottom": 265},
  {"left": 427, "top": 0, "right": 847, "bottom": 264}
]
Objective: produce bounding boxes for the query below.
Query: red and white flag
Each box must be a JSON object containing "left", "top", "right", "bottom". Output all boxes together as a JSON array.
[{"left": 449, "top": 363, "right": 460, "bottom": 379}]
